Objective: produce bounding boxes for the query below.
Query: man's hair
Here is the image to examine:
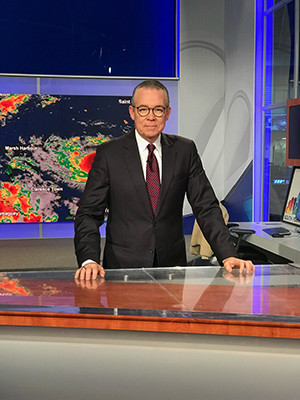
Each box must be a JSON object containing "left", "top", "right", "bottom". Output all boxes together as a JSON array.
[{"left": 131, "top": 80, "right": 170, "bottom": 107}]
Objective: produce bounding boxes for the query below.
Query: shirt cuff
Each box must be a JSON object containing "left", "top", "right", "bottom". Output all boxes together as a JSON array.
[{"left": 82, "top": 259, "right": 97, "bottom": 267}]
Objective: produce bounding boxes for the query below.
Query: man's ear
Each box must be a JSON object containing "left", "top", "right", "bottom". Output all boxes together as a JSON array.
[
  {"left": 129, "top": 105, "right": 135, "bottom": 121},
  {"left": 166, "top": 106, "right": 172, "bottom": 121}
]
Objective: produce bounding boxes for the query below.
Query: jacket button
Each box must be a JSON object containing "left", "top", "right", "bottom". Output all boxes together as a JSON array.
[
  {"left": 153, "top": 221, "right": 157, "bottom": 227},
  {"left": 149, "top": 249, "right": 154, "bottom": 254}
]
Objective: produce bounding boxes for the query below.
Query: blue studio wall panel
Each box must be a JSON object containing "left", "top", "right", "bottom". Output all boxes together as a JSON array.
[
  {"left": 0, "top": 223, "right": 40, "bottom": 239},
  {"left": 0, "top": 77, "right": 37, "bottom": 93}
]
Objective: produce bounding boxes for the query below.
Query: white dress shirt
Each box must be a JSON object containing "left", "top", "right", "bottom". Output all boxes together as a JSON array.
[{"left": 135, "top": 129, "right": 162, "bottom": 182}]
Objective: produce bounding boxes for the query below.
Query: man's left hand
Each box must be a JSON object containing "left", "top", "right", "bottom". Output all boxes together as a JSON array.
[{"left": 223, "top": 257, "right": 255, "bottom": 274}]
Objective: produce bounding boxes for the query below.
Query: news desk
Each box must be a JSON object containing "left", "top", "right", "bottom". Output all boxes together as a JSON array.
[
  {"left": 1, "top": 266, "right": 300, "bottom": 399},
  {"left": 233, "top": 221, "right": 300, "bottom": 265}
]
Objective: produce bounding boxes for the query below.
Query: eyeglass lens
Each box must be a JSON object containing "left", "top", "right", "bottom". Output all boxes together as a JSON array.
[{"left": 136, "top": 106, "right": 165, "bottom": 117}]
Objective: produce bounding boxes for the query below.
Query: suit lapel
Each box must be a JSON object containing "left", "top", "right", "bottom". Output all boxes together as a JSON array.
[
  {"left": 122, "top": 131, "right": 153, "bottom": 217},
  {"left": 155, "top": 133, "right": 176, "bottom": 216}
]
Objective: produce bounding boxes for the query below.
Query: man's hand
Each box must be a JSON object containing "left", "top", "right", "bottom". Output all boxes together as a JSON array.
[
  {"left": 74, "top": 277, "right": 105, "bottom": 290},
  {"left": 222, "top": 270, "right": 254, "bottom": 284},
  {"left": 74, "top": 262, "right": 105, "bottom": 280},
  {"left": 223, "top": 257, "right": 255, "bottom": 274}
]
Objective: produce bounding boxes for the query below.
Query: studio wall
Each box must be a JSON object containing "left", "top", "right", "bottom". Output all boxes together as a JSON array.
[{"left": 179, "top": 0, "right": 255, "bottom": 216}]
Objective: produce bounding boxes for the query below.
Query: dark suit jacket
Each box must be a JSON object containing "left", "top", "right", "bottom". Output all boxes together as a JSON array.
[{"left": 74, "top": 130, "right": 238, "bottom": 269}]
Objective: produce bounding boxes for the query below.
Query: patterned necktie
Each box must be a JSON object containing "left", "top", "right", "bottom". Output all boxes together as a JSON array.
[{"left": 146, "top": 144, "right": 160, "bottom": 215}]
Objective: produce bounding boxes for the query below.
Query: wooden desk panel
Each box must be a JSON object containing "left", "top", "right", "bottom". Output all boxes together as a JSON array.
[{"left": 2, "top": 310, "right": 300, "bottom": 339}]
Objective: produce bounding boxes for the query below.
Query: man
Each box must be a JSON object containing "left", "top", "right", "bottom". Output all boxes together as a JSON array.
[{"left": 74, "top": 80, "right": 254, "bottom": 280}]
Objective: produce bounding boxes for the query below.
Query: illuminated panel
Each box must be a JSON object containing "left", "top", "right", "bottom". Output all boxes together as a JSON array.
[
  {"left": 0, "top": 94, "right": 133, "bottom": 223},
  {"left": 0, "top": 1, "right": 177, "bottom": 78}
]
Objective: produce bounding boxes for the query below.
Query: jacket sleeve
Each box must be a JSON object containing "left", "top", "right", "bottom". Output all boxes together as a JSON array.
[
  {"left": 74, "top": 145, "right": 109, "bottom": 267},
  {"left": 186, "top": 141, "right": 238, "bottom": 264}
]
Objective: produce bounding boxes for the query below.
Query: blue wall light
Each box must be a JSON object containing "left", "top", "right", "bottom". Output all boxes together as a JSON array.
[{"left": 254, "top": 0, "right": 264, "bottom": 221}]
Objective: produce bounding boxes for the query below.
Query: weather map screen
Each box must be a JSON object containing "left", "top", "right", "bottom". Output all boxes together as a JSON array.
[{"left": 0, "top": 94, "right": 133, "bottom": 223}]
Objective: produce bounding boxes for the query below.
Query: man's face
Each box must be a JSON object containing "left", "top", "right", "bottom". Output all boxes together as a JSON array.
[{"left": 129, "top": 87, "right": 171, "bottom": 143}]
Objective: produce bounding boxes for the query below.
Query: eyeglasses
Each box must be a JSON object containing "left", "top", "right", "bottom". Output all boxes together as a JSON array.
[{"left": 132, "top": 106, "right": 167, "bottom": 117}]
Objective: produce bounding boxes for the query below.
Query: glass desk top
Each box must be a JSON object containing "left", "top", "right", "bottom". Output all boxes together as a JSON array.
[{"left": 1, "top": 264, "right": 300, "bottom": 324}]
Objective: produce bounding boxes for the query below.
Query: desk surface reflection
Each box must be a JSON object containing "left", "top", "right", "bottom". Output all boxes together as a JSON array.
[{"left": 1, "top": 265, "right": 300, "bottom": 338}]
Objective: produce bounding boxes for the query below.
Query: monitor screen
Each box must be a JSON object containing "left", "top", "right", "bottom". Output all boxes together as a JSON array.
[
  {"left": 282, "top": 167, "right": 300, "bottom": 227},
  {"left": 0, "top": 0, "right": 178, "bottom": 78},
  {"left": 286, "top": 98, "right": 300, "bottom": 166},
  {"left": 0, "top": 93, "right": 134, "bottom": 223}
]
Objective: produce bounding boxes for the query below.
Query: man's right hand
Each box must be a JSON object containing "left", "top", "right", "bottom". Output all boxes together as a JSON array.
[{"left": 74, "top": 262, "right": 105, "bottom": 281}]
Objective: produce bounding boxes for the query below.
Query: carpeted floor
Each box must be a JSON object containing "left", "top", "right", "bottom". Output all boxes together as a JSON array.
[
  {"left": 0, "top": 236, "right": 201, "bottom": 272},
  {"left": 0, "top": 237, "right": 79, "bottom": 271}
]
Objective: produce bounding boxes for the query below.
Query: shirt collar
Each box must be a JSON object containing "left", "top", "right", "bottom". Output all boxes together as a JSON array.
[{"left": 135, "top": 129, "right": 162, "bottom": 155}]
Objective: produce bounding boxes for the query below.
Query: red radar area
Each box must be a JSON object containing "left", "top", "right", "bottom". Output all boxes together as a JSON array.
[
  {"left": 0, "top": 182, "right": 42, "bottom": 222},
  {"left": 78, "top": 152, "right": 96, "bottom": 173},
  {"left": 0, "top": 94, "right": 29, "bottom": 120}
]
